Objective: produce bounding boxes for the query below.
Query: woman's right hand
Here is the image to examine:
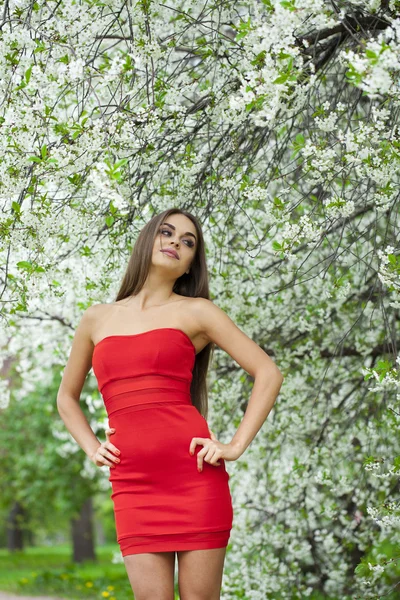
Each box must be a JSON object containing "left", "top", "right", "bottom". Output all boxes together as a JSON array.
[{"left": 91, "top": 428, "right": 121, "bottom": 468}]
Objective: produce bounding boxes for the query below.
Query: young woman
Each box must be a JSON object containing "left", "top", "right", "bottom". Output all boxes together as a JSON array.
[{"left": 57, "top": 207, "right": 284, "bottom": 600}]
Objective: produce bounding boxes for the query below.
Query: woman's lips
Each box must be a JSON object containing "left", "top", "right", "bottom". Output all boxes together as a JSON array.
[{"left": 161, "top": 249, "right": 179, "bottom": 259}]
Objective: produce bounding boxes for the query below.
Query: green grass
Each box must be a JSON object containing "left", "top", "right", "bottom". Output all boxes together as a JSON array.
[{"left": 0, "top": 544, "right": 138, "bottom": 599}]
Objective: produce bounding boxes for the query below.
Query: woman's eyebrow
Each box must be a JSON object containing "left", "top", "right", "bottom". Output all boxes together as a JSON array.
[{"left": 162, "top": 222, "right": 197, "bottom": 241}]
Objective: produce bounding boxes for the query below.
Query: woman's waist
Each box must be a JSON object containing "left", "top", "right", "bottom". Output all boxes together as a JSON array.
[{"left": 100, "top": 374, "right": 192, "bottom": 417}]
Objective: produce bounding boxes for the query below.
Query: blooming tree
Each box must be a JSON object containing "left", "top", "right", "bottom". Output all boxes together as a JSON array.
[{"left": 0, "top": 0, "right": 399, "bottom": 597}]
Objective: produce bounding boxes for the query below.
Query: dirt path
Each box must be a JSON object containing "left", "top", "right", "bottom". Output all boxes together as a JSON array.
[{"left": 0, "top": 594, "right": 68, "bottom": 600}]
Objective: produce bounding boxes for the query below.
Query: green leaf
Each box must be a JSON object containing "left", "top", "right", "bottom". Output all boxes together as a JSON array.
[
  {"left": 280, "top": 0, "right": 296, "bottom": 10},
  {"left": 25, "top": 65, "right": 32, "bottom": 84},
  {"left": 354, "top": 562, "right": 370, "bottom": 576},
  {"left": 295, "top": 133, "right": 305, "bottom": 145},
  {"left": 114, "top": 158, "right": 129, "bottom": 168},
  {"left": 17, "top": 261, "right": 33, "bottom": 271},
  {"left": 261, "top": 0, "right": 274, "bottom": 10},
  {"left": 273, "top": 74, "right": 289, "bottom": 84}
]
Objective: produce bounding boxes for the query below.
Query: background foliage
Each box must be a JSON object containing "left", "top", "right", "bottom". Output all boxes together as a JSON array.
[{"left": 0, "top": 0, "right": 399, "bottom": 598}]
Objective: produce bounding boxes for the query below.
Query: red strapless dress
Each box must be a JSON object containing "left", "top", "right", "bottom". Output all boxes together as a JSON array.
[{"left": 91, "top": 327, "right": 233, "bottom": 556}]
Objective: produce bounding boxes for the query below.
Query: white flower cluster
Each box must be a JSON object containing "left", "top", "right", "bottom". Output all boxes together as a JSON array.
[
  {"left": 80, "top": 455, "right": 110, "bottom": 489},
  {"left": 54, "top": 439, "right": 79, "bottom": 459},
  {"left": 339, "top": 17, "right": 400, "bottom": 98},
  {"left": 314, "top": 112, "right": 338, "bottom": 132},
  {"left": 111, "top": 549, "right": 124, "bottom": 564},
  {"left": 0, "top": 378, "right": 10, "bottom": 410},
  {"left": 366, "top": 501, "right": 400, "bottom": 530},
  {"left": 369, "top": 562, "right": 385, "bottom": 574},
  {"left": 85, "top": 393, "right": 106, "bottom": 414},
  {"left": 323, "top": 196, "right": 355, "bottom": 219},
  {"left": 377, "top": 245, "right": 400, "bottom": 308},
  {"left": 277, "top": 214, "right": 323, "bottom": 257}
]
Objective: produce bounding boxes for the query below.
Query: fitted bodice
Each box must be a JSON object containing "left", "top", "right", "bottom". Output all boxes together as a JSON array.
[{"left": 91, "top": 327, "right": 196, "bottom": 416}]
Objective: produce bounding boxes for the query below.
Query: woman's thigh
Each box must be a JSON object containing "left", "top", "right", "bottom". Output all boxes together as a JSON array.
[
  {"left": 123, "top": 551, "right": 176, "bottom": 600},
  {"left": 177, "top": 547, "right": 227, "bottom": 600}
]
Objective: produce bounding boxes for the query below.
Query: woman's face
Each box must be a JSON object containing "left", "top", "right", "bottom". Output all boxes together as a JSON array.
[{"left": 152, "top": 214, "right": 197, "bottom": 276}]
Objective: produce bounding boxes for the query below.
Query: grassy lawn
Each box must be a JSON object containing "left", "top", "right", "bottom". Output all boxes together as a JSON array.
[{"left": 0, "top": 544, "right": 139, "bottom": 600}]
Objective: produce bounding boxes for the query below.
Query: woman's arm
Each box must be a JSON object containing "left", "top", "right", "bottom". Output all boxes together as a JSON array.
[
  {"left": 194, "top": 298, "right": 284, "bottom": 457},
  {"left": 56, "top": 306, "right": 102, "bottom": 462},
  {"left": 229, "top": 368, "right": 283, "bottom": 456}
]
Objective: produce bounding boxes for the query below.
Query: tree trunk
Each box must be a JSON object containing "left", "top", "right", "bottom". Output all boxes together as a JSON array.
[
  {"left": 6, "top": 501, "right": 25, "bottom": 551},
  {"left": 71, "top": 496, "right": 96, "bottom": 562}
]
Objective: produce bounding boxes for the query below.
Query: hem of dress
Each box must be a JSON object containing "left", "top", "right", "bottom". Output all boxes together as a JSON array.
[{"left": 119, "top": 529, "right": 231, "bottom": 557}]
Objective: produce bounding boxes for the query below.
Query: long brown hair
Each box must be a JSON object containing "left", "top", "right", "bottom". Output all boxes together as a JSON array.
[{"left": 114, "top": 207, "right": 214, "bottom": 419}]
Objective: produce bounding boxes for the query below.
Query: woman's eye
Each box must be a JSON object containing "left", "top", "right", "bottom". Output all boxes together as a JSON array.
[{"left": 160, "top": 229, "right": 194, "bottom": 248}]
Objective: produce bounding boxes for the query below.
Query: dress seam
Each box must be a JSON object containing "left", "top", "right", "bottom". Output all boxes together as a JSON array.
[{"left": 117, "top": 527, "right": 232, "bottom": 541}]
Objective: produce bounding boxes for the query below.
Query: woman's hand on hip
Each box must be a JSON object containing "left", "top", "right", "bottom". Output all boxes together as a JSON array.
[
  {"left": 91, "top": 428, "right": 121, "bottom": 468},
  {"left": 189, "top": 430, "right": 241, "bottom": 472}
]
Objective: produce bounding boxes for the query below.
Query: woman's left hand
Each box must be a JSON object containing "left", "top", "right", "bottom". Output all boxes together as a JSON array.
[{"left": 189, "top": 430, "right": 241, "bottom": 472}]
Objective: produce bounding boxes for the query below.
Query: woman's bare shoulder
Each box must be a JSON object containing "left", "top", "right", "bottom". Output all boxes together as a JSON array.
[
  {"left": 87, "top": 302, "right": 110, "bottom": 313},
  {"left": 84, "top": 303, "right": 113, "bottom": 325}
]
